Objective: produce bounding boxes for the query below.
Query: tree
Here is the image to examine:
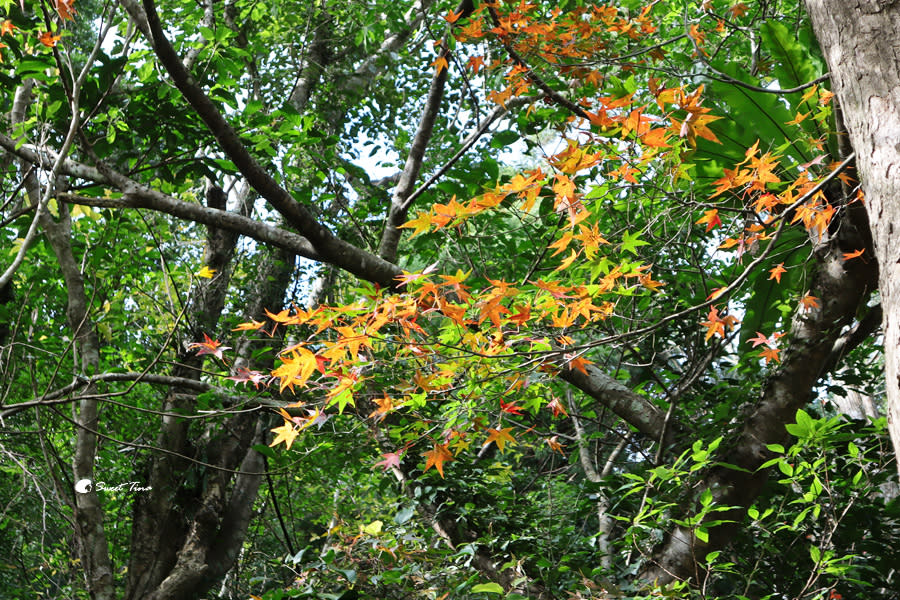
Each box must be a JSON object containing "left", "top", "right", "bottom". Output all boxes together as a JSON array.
[
  {"left": 803, "top": 0, "right": 900, "bottom": 476},
  {"left": 0, "top": 0, "right": 898, "bottom": 599}
]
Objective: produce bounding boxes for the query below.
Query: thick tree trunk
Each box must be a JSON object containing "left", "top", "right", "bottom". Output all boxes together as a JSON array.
[{"left": 804, "top": 0, "right": 900, "bottom": 474}]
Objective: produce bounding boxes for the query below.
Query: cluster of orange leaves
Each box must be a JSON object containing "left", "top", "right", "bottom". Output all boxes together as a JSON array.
[
  {"left": 0, "top": 0, "right": 75, "bottom": 58},
  {"left": 218, "top": 265, "right": 624, "bottom": 476}
]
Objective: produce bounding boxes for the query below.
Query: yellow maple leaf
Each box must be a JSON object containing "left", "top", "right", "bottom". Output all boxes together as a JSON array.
[
  {"left": 232, "top": 319, "right": 265, "bottom": 331},
  {"left": 399, "top": 211, "right": 433, "bottom": 237},
  {"left": 195, "top": 265, "right": 216, "bottom": 279},
  {"left": 270, "top": 420, "right": 298, "bottom": 450},
  {"left": 271, "top": 348, "right": 318, "bottom": 392}
]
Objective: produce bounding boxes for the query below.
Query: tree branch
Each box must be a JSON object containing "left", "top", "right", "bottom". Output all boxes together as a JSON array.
[
  {"left": 378, "top": 43, "right": 451, "bottom": 262},
  {"left": 140, "top": 0, "right": 401, "bottom": 287}
]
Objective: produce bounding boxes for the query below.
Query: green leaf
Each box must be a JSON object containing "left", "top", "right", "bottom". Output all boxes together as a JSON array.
[
  {"left": 471, "top": 582, "right": 505, "bottom": 594},
  {"left": 394, "top": 505, "right": 415, "bottom": 524},
  {"left": 621, "top": 230, "right": 649, "bottom": 255}
]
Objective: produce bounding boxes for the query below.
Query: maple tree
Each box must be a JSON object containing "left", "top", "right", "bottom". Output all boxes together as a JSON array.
[{"left": 0, "top": 0, "right": 898, "bottom": 599}]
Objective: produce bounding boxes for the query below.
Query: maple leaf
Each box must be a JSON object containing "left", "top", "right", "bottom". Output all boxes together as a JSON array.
[
  {"left": 270, "top": 420, "right": 298, "bottom": 450},
  {"left": 759, "top": 347, "right": 781, "bottom": 364},
  {"left": 55, "top": 0, "right": 76, "bottom": 21},
  {"left": 701, "top": 306, "right": 738, "bottom": 341},
  {"left": 373, "top": 451, "right": 402, "bottom": 472},
  {"left": 1, "top": 20, "right": 15, "bottom": 36},
  {"left": 467, "top": 55, "right": 485, "bottom": 74},
  {"left": 696, "top": 209, "right": 722, "bottom": 231},
  {"left": 546, "top": 396, "right": 568, "bottom": 418},
  {"left": 768, "top": 263, "right": 786, "bottom": 283},
  {"left": 271, "top": 347, "right": 319, "bottom": 393},
  {"left": 729, "top": 2, "right": 748, "bottom": 17},
  {"left": 484, "top": 427, "right": 516, "bottom": 453},
  {"left": 842, "top": 248, "right": 865, "bottom": 261},
  {"left": 444, "top": 8, "right": 463, "bottom": 23},
  {"left": 546, "top": 435, "right": 565, "bottom": 454},
  {"left": 39, "top": 31, "right": 61, "bottom": 47},
  {"left": 641, "top": 127, "right": 670, "bottom": 148},
  {"left": 325, "top": 375, "right": 357, "bottom": 413},
  {"left": 232, "top": 319, "right": 265, "bottom": 331},
  {"left": 799, "top": 294, "right": 820, "bottom": 312},
  {"left": 431, "top": 55, "right": 449, "bottom": 74},
  {"left": 500, "top": 399, "right": 524, "bottom": 415},
  {"left": 567, "top": 354, "right": 592, "bottom": 375},
  {"left": 188, "top": 333, "right": 230, "bottom": 360},
  {"left": 368, "top": 393, "right": 395, "bottom": 421},
  {"left": 195, "top": 265, "right": 216, "bottom": 279},
  {"left": 399, "top": 211, "right": 433, "bottom": 237},
  {"left": 226, "top": 367, "right": 267, "bottom": 388},
  {"left": 747, "top": 332, "right": 773, "bottom": 348},
  {"left": 507, "top": 304, "right": 531, "bottom": 326},
  {"left": 423, "top": 443, "right": 453, "bottom": 478}
]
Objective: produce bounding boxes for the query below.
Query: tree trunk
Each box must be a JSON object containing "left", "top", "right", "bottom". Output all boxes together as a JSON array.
[{"left": 804, "top": 0, "right": 900, "bottom": 474}]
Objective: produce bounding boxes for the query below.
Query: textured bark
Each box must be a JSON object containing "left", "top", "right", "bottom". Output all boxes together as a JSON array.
[
  {"left": 804, "top": 0, "right": 900, "bottom": 474},
  {"left": 559, "top": 364, "right": 670, "bottom": 441},
  {"left": 42, "top": 207, "right": 116, "bottom": 600}
]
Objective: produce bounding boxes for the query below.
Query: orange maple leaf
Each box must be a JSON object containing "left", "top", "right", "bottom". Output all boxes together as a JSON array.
[
  {"left": 431, "top": 55, "right": 449, "bottom": 74},
  {"left": 483, "top": 427, "right": 516, "bottom": 453},
  {"left": 768, "top": 263, "right": 786, "bottom": 283},
  {"left": 368, "top": 393, "right": 395, "bottom": 421},
  {"left": 1, "top": 20, "right": 15, "bottom": 36},
  {"left": 842, "top": 248, "right": 865, "bottom": 261},
  {"left": 701, "top": 306, "right": 738, "bottom": 341},
  {"left": 466, "top": 55, "right": 485, "bottom": 74},
  {"left": 759, "top": 347, "right": 781, "bottom": 364},
  {"left": 729, "top": 2, "right": 749, "bottom": 17},
  {"left": 546, "top": 435, "right": 565, "bottom": 454},
  {"left": 799, "top": 294, "right": 820, "bottom": 312},
  {"left": 423, "top": 443, "right": 453, "bottom": 478},
  {"left": 39, "top": 31, "right": 61, "bottom": 47},
  {"left": 443, "top": 8, "right": 463, "bottom": 23},
  {"left": 696, "top": 209, "right": 722, "bottom": 231},
  {"left": 55, "top": 0, "right": 76, "bottom": 21},
  {"left": 232, "top": 319, "right": 265, "bottom": 331}
]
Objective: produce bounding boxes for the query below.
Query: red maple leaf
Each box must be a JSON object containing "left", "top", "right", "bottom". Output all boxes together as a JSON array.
[
  {"left": 500, "top": 399, "right": 524, "bottom": 415},
  {"left": 374, "top": 451, "right": 402, "bottom": 472},
  {"left": 696, "top": 209, "right": 722, "bottom": 231},
  {"left": 226, "top": 367, "right": 266, "bottom": 388},
  {"left": 188, "top": 333, "right": 230, "bottom": 360}
]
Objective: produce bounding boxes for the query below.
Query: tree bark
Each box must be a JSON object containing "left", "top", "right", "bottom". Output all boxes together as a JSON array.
[{"left": 804, "top": 0, "right": 900, "bottom": 474}]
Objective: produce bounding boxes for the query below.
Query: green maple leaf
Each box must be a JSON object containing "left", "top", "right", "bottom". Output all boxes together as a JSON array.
[{"left": 621, "top": 230, "right": 650, "bottom": 256}]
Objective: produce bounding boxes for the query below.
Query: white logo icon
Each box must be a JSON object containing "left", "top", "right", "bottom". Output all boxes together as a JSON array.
[{"left": 75, "top": 479, "right": 93, "bottom": 493}]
